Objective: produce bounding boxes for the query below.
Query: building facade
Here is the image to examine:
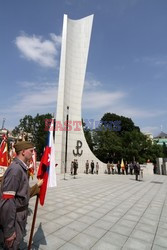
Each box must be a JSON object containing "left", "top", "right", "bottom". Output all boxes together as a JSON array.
[{"left": 154, "top": 131, "right": 167, "bottom": 146}]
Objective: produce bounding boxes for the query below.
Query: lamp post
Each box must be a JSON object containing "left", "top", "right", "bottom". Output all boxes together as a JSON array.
[
  {"left": 1, "top": 118, "right": 5, "bottom": 129},
  {"left": 64, "top": 106, "right": 69, "bottom": 180}
]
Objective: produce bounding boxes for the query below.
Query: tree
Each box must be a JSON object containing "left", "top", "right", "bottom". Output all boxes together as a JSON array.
[
  {"left": 101, "top": 113, "right": 140, "bottom": 134},
  {"left": 12, "top": 113, "right": 52, "bottom": 160},
  {"left": 19, "top": 115, "right": 34, "bottom": 133},
  {"left": 33, "top": 113, "right": 52, "bottom": 159},
  {"left": 82, "top": 119, "right": 95, "bottom": 151},
  {"left": 84, "top": 112, "right": 163, "bottom": 164},
  {"left": 146, "top": 142, "right": 163, "bottom": 163},
  {"left": 90, "top": 126, "right": 122, "bottom": 163}
]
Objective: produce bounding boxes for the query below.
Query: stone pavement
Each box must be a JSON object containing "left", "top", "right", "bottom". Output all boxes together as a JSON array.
[{"left": 2, "top": 173, "right": 167, "bottom": 250}]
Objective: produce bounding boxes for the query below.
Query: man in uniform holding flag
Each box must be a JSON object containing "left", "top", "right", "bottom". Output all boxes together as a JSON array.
[{"left": 0, "top": 141, "right": 43, "bottom": 249}]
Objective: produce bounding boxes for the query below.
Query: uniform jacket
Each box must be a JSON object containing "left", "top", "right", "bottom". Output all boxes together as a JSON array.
[
  {"left": 0, "top": 158, "right": 30, "bottom": 238},
  {"left": 134, "top": 163, "right": 140, "bottom": 175}
]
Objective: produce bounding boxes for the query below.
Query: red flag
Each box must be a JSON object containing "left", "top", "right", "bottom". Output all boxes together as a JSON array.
[
  {"left": 37, "top": 119, "right": 57, "bottom": 206},
  {"left": 0, "top": 135, "right": 9, "bottom": 166},
  {"left": 37, "top": 146, "right": 50, "bottom": 206}
]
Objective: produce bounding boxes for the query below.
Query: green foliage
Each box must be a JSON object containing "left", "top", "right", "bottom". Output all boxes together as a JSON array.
[
  {"left": 82, "top": 119, "right": 95, "bottom": 151},
  {"left": 101, "top": 113, "right": 140, "bottom": 133},
  {"left": 93, "top": 129, "right": 122, "bottom": 162},
  {"left": 12, "top": 113, "right": 52, "bottom": 160},
  {"left": 84, "top": 112, "right": 163, "bottom": 163},
  {"left": 13, "top": 112, "right": 164, "bottom": 164}
]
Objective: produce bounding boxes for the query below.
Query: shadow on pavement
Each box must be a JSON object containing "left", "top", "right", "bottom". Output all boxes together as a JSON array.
[
  {"left": 31, "top": 222, "right": 47, "bottom": 249},
  {"left": 129, "top": 178, "right": 144, "bottom": 182}
]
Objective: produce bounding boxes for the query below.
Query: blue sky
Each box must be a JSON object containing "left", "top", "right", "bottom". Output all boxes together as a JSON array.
[{"left": 0, "top": 0, "right": 167, "bottom": 136}]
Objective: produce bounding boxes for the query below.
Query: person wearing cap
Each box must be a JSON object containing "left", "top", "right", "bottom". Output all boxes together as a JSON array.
[{"left": 0, "top": 141, "right": 43, "bottom": 249}]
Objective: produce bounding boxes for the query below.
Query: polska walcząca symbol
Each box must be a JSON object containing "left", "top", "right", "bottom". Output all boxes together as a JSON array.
[{"left": 73, "top": 140, "right": 83, "bottom": 156}]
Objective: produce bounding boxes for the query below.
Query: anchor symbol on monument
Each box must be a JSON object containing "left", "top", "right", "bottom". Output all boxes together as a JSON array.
[{"left": 73, "top": 140, "right": 83, "bottom": 157}]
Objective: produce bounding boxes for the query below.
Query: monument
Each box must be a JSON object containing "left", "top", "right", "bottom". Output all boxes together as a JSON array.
[{"left": 55, "top": 14, "right": 105, "bottom": 174}]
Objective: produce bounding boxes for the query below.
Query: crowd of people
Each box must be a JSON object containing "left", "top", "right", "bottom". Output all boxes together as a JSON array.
[
  {"left": 72, "top": 160, "right": 142, "bottom": 181},
  {"left": 70, "top": 160, "right": 100, "bottom": 176},
  {"left": 106, "top": 161, "right": 141, "bottom": 179},
  {"left": 85, "top": 160, "right": 99, "bottom": 174}
]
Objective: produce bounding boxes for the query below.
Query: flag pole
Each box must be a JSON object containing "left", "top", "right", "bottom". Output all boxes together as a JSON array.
[
  {"left": 64, "top": 106, "right": 69, "bottom": 180},
  {"left": 28, "top": 195, "right": 39, "bottom": 250}
]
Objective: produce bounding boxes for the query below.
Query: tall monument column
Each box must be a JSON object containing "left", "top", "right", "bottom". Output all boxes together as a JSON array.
[{"left": 55, "top": 14, "right": 105, "bottom": 174}]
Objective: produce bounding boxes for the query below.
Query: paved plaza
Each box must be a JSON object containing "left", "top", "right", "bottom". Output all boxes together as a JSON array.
[{"left": 2, "top": 173, "right": 167, "bottom": 250}]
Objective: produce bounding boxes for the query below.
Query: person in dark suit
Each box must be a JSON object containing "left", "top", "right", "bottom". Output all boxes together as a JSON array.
[
  {"left": 91, "top": 160, "right": 94, "bottom": 174},
  {"left": 134, "top": 162, "right": 140, "bottom": 181}
]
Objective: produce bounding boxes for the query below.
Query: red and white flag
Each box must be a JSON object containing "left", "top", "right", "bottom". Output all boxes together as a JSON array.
[
  {"left": 37, "top": 119, "right": 57, "bottom": 205},
  {"left": 0, "top": 135, "right": 9, "bottom": 166}
]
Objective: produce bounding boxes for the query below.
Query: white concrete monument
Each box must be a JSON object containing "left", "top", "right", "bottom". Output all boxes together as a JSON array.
[{"left": 55, "top": 14, "right": 106, "bottom": 174}]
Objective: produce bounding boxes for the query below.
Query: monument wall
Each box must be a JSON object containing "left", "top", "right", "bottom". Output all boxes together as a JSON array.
[{"left": 55, "top": 15, "right": 106, "bottom": 174}]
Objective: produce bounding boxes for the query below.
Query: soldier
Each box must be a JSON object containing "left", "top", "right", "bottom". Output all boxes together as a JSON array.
[
  {"left": 96, "top": 162, "right": 99, "bottom": 174},
  {"left": 0, "top": 141, "right": 43, "bottom": 250},
  {"left": 73, "top": 159, "right": 78, "bottom": 178},
  {"left": 107, "top": 161, "right": 111, "bottom": 174},
  {"left": 90, "top": 160, "right": 94, "bottom": 174},
  {"left": 117, "top": 161, "right": 121, "bottom": 174},
  {"left": 111, "top": 162, "right": 115, "bottom": 175},
  {"left": 85, "top": 160, "right": 89, "bottom": 174},
  {"left": 125, "top": 161, "right": 129, "bottom": 175},
  {"left": 70, "top": 161, "right": 74, "bottom": 175},
  {"left": 129, "top": 162, "right": 133, "bottom": 175},
  {"left": 134, "top": 161, "right": 140, "bottom": 181}
]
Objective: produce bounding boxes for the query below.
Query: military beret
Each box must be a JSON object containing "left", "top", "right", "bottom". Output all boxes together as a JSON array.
[{"left": 14, "top": 141, "right": 35, "bottom": 152}]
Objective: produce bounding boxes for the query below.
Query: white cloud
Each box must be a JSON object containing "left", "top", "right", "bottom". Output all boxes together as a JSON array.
[
  {"left": 114, "top": 106, "right": 166, "bottom": 119},
  {"left": 3, "top": 77, "right": 166, "bottom": 131},
  {"left": 85, "top": 73, "right": 103, "bottom": 89},
  {"left": 82, "top": 78, "right": 166, "bottom": 121},
  {"left": 3, "top": 82, "right": 58, "bottom": 117},
  {"left": 50, "top": 33, "right": 62, "bottom": 44},
  {"left": 84, "top": 79, "right": 102, "bottom": 89},
  {"left": 18, "top": 81, "right": 56, "bottom": 91},
  {"left": 141, "top": 126, "right": 159, "bottom": 134},
  {"left": 15, "top": 33, "right": 61, "bottom": 68},
  {"left": 83, "top": 90, "right": 126, "bottom": 109}
]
